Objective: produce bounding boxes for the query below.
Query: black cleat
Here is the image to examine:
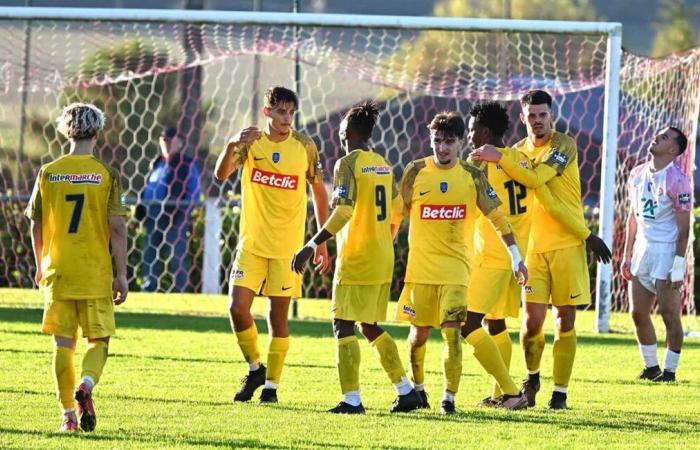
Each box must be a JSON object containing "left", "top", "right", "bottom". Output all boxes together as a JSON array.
[
  {"left": 548, "top": 391, "right": 568, "bottom": 410},
  {"left": 520, "top": 377, "right": 540, "bottom": 408},
  {"left": 328, "top": 401, "right": 365, "bottom": 414},
  {"left": 259, "top": 388, "right": 278, "bottom": 403},
  {"left": 637, "top": 365, "right": 662, "bottom": 380},
  {"left": 479, "top": 395, "right": 500, "bottom": 408},
  {"left": 652, "top": 370, "right": 676, "bottom": 383},
  {"left": 417, "top": 390, "right": 430, "bottom": 409},
  {"left": 232, "top": 364, "right": 266, "bottom": 402},
  {"left": 440, "top": 400, "right": 456, "bottom": 415},
  {"left": 389, "top": 389, "right": 422, "bottom": 413}
]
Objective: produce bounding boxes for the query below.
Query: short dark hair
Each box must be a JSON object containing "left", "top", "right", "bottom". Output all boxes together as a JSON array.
[
  {"left": 520, "top": 89, "right": 552, "bottom": 108},
  {"left": 344, "top": 100, "right": 379, "bottom": 142},
  {"left": 161, "top": 126, "right": 177, "bottom": 139},
  {"left": 469, "top": 102, "right": 509, "bottom": 138},
  {"left": 669, "top": 126, "right": 688, "bottom": 154},
  {"left": 264, "top": 86, "right": 298, "bottom": 109},
  {"left": 428, "top": 111, "right": 465, "bottom": 139}
]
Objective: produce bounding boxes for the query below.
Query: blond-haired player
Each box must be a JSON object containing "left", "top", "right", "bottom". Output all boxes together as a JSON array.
[
  {"left": 292, "top": 101, "right": 421, "bottom": 414},
  {"left": 215, "top": 86, "right": 330, "bottom": 404},
  {"left": 25, "top": 103, "right": 129, "bottom": 432},
  {"left": 471, "top": 90, "right": 611, "bottom": 409},
  {"left": 395, "top": 112, "right": 528, "bottom": 413}
]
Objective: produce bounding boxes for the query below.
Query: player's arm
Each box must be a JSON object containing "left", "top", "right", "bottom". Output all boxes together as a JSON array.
[
  {"left": 213, "top": 127, "right": 260, "bottom": 181},
  {"left": 390, "top": 193, "right": 404, "bottom": 240},
  {"left": 305, "top": 138, "right": 331, "bottom": 274},
  {"left": 472, "top": 168, "right": 527, "bottom": 285},
  {"left": 24, "top": 170, "right": 43, "bottom": 285},
  {"left": 292, "top": 158, "right": 356, "bottom": 274},
  {"left": 535, "top": 184, "right": 611, "bottom": 263},
  {"left": 668, "top": 180, "right": 693, "bottom": 288},
  {"left": 109, "top": 215, "right": 128, "bottom": 305}
]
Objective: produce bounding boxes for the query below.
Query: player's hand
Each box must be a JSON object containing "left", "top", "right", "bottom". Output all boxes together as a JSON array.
[
  {"left": 470, "top": 144, "right": 502, "bottom": 163},
  {"left": 586, "top": 234, "right": 612, "bottom": 264},
  {"left": 229, "top": 127, "right": 261, "bottom": 147},
  {"left": 514, "top": 261, "right": 528, "bottom": 286},
  {"left": 314, "top": 242, "right": 331, "bottom": 275},
  {"left": 291, "top": 246, "right": 315, "bottom": 274},
  {"left": 668, "top": 278, "right": 683, "bottom": 290},
  {"left": 33, "top": 268, "right": 42, "bottom": 286},
  {"left": 621, "top": 259, "right": 633, "bottom": 281},
  {"left": 112, "top": 275, "right": 129, "bottom": 305}
]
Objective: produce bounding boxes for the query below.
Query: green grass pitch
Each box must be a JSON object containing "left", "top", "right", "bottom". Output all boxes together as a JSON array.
[{"left": 1, "top": 288, "right": 699, "bottom": 449}]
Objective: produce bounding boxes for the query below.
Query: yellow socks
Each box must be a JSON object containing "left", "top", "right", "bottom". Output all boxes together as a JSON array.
[
  {"left": 81, "top": 341, "right": 108, "bottom": 386},
  {"left": 441, "top": 328, "right": 462, "bottom": 394},
  {"left": 53, "top": 346, "right": 76, "bottom": 410},
  {"left": 266, "top": 336, "right": 290, "bottom": 385},
  {"left": 235, "top": 324, "right": 261, "bottom": 366},
  {"left": 337, "top": 336, "right": 361, "bottom": 393},
  {"left": 521, "top": 329, "right": 545, "bottom": 374},
  {"left": 409, "top": 342, "right": 427, "bottom": 387},
  {"left": 466, "top": 328, "right": 518, "bottom": 396},
  {"left": 491, "top": 330, "right": 512, "bottom": 399},
  {"left": 552, "top": 329, "right": 576, "bottom": 391},
  {"left": 370, "top": 332, "right": 407, "bottom": 384}
]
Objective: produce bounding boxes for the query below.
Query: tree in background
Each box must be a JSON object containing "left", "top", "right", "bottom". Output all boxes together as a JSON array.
[{"left": 651, "top": 0, "right": 699, "bottom": 57}]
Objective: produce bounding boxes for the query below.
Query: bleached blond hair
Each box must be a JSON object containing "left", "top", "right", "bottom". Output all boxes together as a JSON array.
[{"left": 56, "top": 102, "right": 105, "bottom": 141}]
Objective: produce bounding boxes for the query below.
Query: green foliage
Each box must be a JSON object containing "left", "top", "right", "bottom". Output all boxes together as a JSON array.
[
  {"left": 1, "top": 293, "right": 699, "bottom": 448},
  {"left": 651, "top": 0, "right": 700, "bottom": 57}
]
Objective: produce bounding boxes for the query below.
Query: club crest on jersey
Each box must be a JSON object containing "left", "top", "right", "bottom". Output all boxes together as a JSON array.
[
  {"left": 272, "top": 152, "right": 280, "bottom": 163},
  {"left": 440, "top": 181, "right": 448, "bottom": 193},
  {"left": 486, "top": 187, "right": 497, "bottom": 199},
  {"left": 334, "top": 185, "right": 349, "bottom": 198},
  {"left": 48, "top": 173, "right": 102, "bottom": 185},
  {"left": 524, "top": 285, "right": 534, "bottom": 294},
  {"left": 519, "top": 160, "right": 529, "bottom": 169},
  {"left": 679, "top": 193, "right": 690, "bottom": 205}
]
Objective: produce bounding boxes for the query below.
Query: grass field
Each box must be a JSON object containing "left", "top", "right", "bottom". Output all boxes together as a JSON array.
[{"left": 1, "top": 288, "right": 699, "bottom": 449}]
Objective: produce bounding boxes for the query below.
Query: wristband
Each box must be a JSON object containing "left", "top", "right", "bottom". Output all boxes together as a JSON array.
[
  {"left": 508, "top": 244, "right": 522, "bottom": 272},
  {"left": 670, "top": 256, "right": 685, "bottom": 283},
  {"left": 307, "top": 240, "right": 318, "bottom": 251}
]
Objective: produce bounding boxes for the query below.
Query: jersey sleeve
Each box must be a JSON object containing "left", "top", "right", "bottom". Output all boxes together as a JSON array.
[
  {"left": 108, "top": 167, "right": 130, "bottom": 216},
  {"left": 330, "top": 157, "right": 357, "bottom": 208},
  {"left": 535, "top": 183, "right": 590, "bottom": 240},
  {"left": 668, "top": 169, "right": 693, "bottom": 213},
  {"left": 304, "top": 137, "right": 324, "bottom": 184},
  {"left": 398, "top": 161, "right": 422, "bottom": 218},
  {"left": 471, "top": 167, "right": 502, "bottom": 216},
  {"left": 498, "top": 151, "right": 558, "bottom": 189},
  {"left": 24, "top": 167, "right": 44, "bottom": 220},
  {"left": 541, "top": 133, "right": 578, "bottom": 175},
  {"left": 390, "top": 180, "right": 404, "bottom": 225}
]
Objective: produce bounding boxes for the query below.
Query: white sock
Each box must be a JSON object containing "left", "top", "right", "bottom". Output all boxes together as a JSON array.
[
  {"left": 413, "top": 383, "right": 425, "bottom": 392},
  {"left": 394, "top": 376, "right": 413, "bottom": 396},
  {"left": 343, "top": 391, "right": 361, "bottom": 406},
  {"left": 663, "top": 349, "right": 680, "bottom": 373},
  {"left": 263, "top": 381, "right": 278, "bottom": 389},
  {"left": 442, "top": 391, "right": 455, "bottom": 402},
  {"left": 249, "top": 361, "right": 261, "bottom": 371},
  {"left": 639, "top": 344, "right": 658, "bottom": 368},
  {"left": 553, "top": 386, "right": 568, "bottom": 394},
  {"left": 63, "top": 408, "right": 76, "bottom": 415},
  {"left": 80, "top": 376, "right": 95, "bottom": 391}
]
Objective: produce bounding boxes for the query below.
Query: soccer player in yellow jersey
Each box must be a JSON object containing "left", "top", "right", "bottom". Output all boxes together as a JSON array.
[
  {"left": 292, "top": 101, "right": 421, "bottom": 414},
  {"left": 395, "top": 112, "right": 528, "bottom": 413},
  {"left": 471, "top": 90, "right": 611, "bottom": 409},
  {"left": 214, "top": 86, "right": 330, "bottom": 404},
  {"left": 25, "top": 103, "right": 129, "bottom": 432}
]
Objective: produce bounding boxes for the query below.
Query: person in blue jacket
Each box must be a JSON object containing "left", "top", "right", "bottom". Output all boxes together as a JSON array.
[{"left": 141, "top": 126, "right": 201, "bottom": 292}]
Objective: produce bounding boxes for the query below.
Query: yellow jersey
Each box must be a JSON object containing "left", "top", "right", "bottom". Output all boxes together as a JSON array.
[
  {"left": 331, "top": 149, "right": 397, "bottom": 285},
  {"left": 229, "top": 130, "right": 323, "bottom": 259},
  {"left": 471, "top": 147, "right": 533, "bottom": 270},
  {"left": 24, "top": 154, "right": 129, "bottom": 301},
  {"left": 503, "top": 131, "right": 587, "bottom": 253},
  {"left": 399, "top": 157, "right": 501, "bottom": 286}
]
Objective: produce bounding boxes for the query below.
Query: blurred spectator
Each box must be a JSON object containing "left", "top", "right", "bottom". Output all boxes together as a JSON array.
[{"left": 140, "top": 126, "right": 201, "bottom": 292}]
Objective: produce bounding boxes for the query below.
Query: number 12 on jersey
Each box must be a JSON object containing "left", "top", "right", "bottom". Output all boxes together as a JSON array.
[{"left": 504, "top": 180, "right": 526, "bottom": 215}]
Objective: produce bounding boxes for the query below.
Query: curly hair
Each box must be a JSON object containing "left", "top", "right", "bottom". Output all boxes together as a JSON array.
[
  {"left": 56, "top": 102, "right": 105, "bottom": 141},
  {"left": 344, "top": 100, "right": 380, "bottom": 142},
  {"left": 469, "top": 102, "right": 509, "bottom": 138}
]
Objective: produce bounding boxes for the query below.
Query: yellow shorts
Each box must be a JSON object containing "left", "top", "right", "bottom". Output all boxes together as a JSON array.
[
  {"left": 468, "top": 266, "right": 521, "bottom": 319},
  {"left": 332, "top": 283, "right": 390, "bottom": 324},
  {"left": 42, "top": 297, "right": 115, "bottom": 339},
  {"left": 396, "top": 283, "right": 467, "bottom": 328},
  {"left": 524, "top": 244, "right": 590, "bottom": 307},
  {"left": 229, "top": 249, "right": 301, "bottom": 298}
]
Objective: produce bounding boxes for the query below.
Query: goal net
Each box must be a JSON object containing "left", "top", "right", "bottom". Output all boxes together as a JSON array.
[{"left": 0, "top": 9, "right": 697, "bottom": 328}]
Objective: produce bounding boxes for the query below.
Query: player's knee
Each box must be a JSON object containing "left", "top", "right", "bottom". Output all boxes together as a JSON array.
[
  {"left": 485, "top": 319, "right": 507, "bottom": 335},
  {"left": 409, "top": 327, "right": 429, "bottom": 347},
  {"left": 358, "top": 322, "right": 382, "bottom": 341},
  {"left": 630, "top": 307, "right": 648, "bottom": 326},
  {"left": 659, "top": 308, "right": 680, "bottom": 326},
  {"left": 228, "top": 298, "right": 248, "bottom": 319},
  {"left": 332, "top": 320, "right": 355, "bottom": 339},
  {"left": 54, "top": 336, "right": 76, "bottom": 349}
]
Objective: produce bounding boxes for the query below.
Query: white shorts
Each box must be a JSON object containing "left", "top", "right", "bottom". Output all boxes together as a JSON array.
[{"left": 630, "top": 241, "right": 675, "bottom": 294}]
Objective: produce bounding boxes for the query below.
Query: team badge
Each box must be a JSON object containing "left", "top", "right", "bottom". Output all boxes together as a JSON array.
[
  {"left": 334, "top": 185, "right": 348, "bottom": 198},
  {"left": 440, "top": 181, "right": 448, "bottom": 193},
  {"left": 272, "top": 152, "right": 280, "bottom": 163},
  {"left": 524, "top": 285, "right": 534, "bottom": 294},
  {"left": 519, "top": 160, "right": 529, "bottom": 169},
  {"left": 486, "top": 187, "right": 497, "bottom": 199},
  {"left": 549, "top": 149, "right": 568, "bottom": 166}
]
